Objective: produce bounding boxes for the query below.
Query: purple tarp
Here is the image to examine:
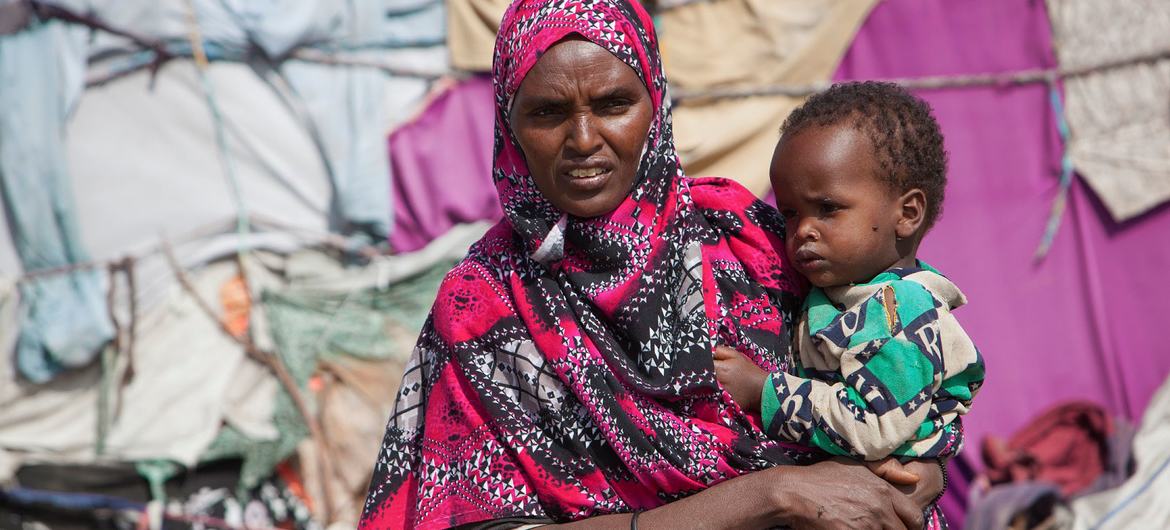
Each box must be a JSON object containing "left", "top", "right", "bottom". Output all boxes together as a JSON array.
[
  {"left": 834, "top": 0, "right": 1170, "bottom": 523},
  {"left": 388, "top": 75, "right": 500, "bottom": 253}
]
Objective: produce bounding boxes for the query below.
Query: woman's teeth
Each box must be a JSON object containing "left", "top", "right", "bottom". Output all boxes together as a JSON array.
[{"left": 569, "top": 168, "right": 606, "bottom": 178}]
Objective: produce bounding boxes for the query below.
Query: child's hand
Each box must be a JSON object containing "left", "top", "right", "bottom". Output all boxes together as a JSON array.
[
  {"left": 865, "top": 458, "right": 921, "bottom": 486},
  {"left": 713, "top": 346, "right": 768, "bottom": 412}
]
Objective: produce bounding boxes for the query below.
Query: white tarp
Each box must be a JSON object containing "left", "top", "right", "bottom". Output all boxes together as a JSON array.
[{"left": 1046, "top": 0, "right": 1170, "bottom": 221}]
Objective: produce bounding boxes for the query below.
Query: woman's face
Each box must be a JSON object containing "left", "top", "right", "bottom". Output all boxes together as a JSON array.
[{"left": 510, "top": 39, "right": 654, "bottom": 218}]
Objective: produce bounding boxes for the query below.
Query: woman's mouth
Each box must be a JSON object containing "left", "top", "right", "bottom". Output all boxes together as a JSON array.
[{"left": 563, "top": 167, "right": 613, "bottom": 192}]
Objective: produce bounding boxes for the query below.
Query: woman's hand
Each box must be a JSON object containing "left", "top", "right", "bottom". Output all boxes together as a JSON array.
[
  {"left": 713, "top": 346, "right": 768, "bottom": 412},
  {"left": 866, "top": 458, "right": 921, "bottom": 485},
  {"left": 886, "top": 459, "right": 945, "bottom": 511},
  {"left": 770, "top": 460, "right": 925, "bottom": 530},
  {"left": 558, "top": 459, "right": 925, "bottom": 530}
]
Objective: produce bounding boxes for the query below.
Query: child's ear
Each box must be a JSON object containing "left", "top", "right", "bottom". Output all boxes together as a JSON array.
[{"left": 895, "top": 189, "right": 927, "bottom": 239}]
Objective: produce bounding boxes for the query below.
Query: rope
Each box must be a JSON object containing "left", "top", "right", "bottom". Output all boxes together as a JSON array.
[
  {"left": 1034, "top": 83, "right": 1075, "bottom": 260},
  {"left": 24, "top": 3, "right": 448, "bottom": 86},
  {"left": 656, "top": 0, "right": 718, "bottom": 11},
  {"left": 13, "top": 215, "right": 382, "bottom": 285},
  {"left": 159, "top": 239, "right": 339, "bottom": 522},
  {"left": 181, "top": 0, "right": 250, "bottom": 243},
  {"left": 288, "top": 48, "right": 448, "bottom": 80},
  {"left": 670, "top": 48, "right": 1170, "bottom": 103}
]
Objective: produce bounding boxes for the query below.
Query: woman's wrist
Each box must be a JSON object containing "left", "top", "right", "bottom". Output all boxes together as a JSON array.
[
  {"left": 637, "top": 467, "right": 793, "bottom": 530},
  {"left": 713, "top": 468, "right": 795, "bottom": 529},
  {"left": 745, "top": 466, "right": 802, "bottom": 527}
]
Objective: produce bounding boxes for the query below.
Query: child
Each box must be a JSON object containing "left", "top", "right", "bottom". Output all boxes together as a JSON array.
[{"left": 715, "top": 81, "right": 985, "bottom": 485}]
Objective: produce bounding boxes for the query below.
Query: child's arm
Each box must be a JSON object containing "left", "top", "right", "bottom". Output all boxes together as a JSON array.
[
  {"left": 714, "top": 345, "right": 769, "bottom": 411},
  {"left": 715, "top": 345, "right": 933, "bottom": 484},
  {"left": 761, "top": 281, "right": 980, "bottom": 461}
]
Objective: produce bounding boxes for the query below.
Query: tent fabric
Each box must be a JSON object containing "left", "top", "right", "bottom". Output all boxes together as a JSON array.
[
  {"left": 1071, "top": 376, "right": 1170, "bottom": 529},
  {"left": 280, "top": 62, "right": 396, "bottom": 237},
  {"left": 51, "top": 0, "right": 451, "bottom": 242},
  {"left": 0, "top": 257, "right": 277, "bottom": 477},
  {"left": 206, "top": 258, "right": 454, "bottom": 495},
  {"left": 0, "top": 20, "right": 114, "bottom": 383},
  {"left": 831, "top": 0, "right": 1170, "bottom": 523},
  {"left": 662, "top": 0, "right": 877, "bottom": 195},
  {"left": 298, "top": 355, "right": 405, "bottom": 530},
  {"left": 64, "top": 61, "right": 334, "bottom": 312},
  {"left": 43, "top": 0, "right": 335, "bottom": 59},
  {"left": 200, "top": 222, "right": 485, "bottom": 513},
  {"left": 447, "top": 0, "right": 512, "bottom": 72},
  {"left": 42, "top": 0, "right": 446, "bottom": 65},
  {"left": 388, "top": 76, "right": 500, "bottom": 253},
  {"left": 4, "top": 0, "right": 451, "bottom": 262},
  {"left": 1, "top": 0, "right": 450, "bottom": 384},
  {"left": 268, "top": 0, "right": 449, "bottom": 238},
  {"left": 1045, "top": 0, "right": 1170, "bottom": 222},
  {"left": 0, "top": 223, "right": 485, "bottom": 488}
]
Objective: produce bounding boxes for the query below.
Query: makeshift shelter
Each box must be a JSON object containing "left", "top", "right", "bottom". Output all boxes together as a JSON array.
[{"left": 2, "top": 0, "right": 1169, "bottom": 528}]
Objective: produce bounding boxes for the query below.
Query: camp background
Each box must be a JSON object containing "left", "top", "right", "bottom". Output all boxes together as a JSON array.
[{"left": 1, "top": 1, "right": 1168, "bottom": 528}]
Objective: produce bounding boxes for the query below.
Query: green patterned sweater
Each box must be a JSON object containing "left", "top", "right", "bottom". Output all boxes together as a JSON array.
[{"left": 761, "top": 262, "right": 985, "bottom": 460}]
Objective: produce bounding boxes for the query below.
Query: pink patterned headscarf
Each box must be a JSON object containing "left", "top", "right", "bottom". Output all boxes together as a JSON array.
[{"left": 360, "top": 1, "right": 807, "bottom": 528}]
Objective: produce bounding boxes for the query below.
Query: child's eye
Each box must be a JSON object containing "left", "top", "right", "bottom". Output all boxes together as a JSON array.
[
  {"left": 779, "top": 209, "right": 798, "bottom": 219},
  {"left": 819, "top": 202, "right": 840, "bottom": 215}
]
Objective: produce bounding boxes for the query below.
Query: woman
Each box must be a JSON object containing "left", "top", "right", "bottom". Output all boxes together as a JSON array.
[{"left": 361, "top": 1, "right": 942, "bottom": 528}]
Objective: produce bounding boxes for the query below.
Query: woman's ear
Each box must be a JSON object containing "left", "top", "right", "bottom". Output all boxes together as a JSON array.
[{"left": 895, "top": 189, "right": 927, "bottom": 239}]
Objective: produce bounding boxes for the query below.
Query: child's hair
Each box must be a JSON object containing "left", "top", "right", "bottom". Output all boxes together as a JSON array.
[{"left": 780, "top": 81, "right": 948, "bottom": 231}]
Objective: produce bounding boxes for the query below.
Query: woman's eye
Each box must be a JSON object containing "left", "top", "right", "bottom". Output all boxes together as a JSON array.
[
  {"left": 531, "top": 106, "right": 561, "bottom": 118},
  {"left": 599, "top": 99, "right": 632, "bottom": 113}
]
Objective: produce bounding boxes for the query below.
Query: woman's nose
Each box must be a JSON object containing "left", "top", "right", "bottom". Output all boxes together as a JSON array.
[{"left": 565, "top": 114, "right": 602, "bottom": 156}]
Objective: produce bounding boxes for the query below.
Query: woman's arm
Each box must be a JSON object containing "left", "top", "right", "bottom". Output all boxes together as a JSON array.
[{"left": 555, "top": 459, "right": 936, "bottom": 530}]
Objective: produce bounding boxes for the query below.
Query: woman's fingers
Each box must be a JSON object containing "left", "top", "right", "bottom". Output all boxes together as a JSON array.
[
  {"left": 900, "top": 460, "right": 945, "bottom": 509},
  {"left": 887, "top": 467, "right": 921, "bottom": 485},
  {"left": 889, "top": 492, "right": 924, "bottom": 530},
  {"left": 779, "top": 460, "right": 926, "bottom": 530},
  {"left": 867, "top": 458, "right": 921, "bottom": 486}
]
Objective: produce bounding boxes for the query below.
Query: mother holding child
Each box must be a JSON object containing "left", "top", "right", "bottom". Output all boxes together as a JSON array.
[{"left": 361, "top": 1, "right": 983, "bottom": 528}]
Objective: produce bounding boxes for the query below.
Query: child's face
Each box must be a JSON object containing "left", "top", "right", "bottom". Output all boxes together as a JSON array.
[{"left": 769, "top": 122, "right": 905, "bottom": 288}]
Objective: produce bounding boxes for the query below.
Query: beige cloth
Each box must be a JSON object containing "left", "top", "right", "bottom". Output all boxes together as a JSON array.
[
  {"left": 448, "top": 0, "right": 512, "bottom": 72},
  {"left": 298, "top": 355, "right": 405, "bottom": 529},
  {"left": 1046, "top": 0, "right": 1170, "bottom": 222},
  {"left": 0, "top": 256, "right": 279, "bottom": 477},
  {"left": 662, "top": 0, "right": 876, "bottom": 194}
]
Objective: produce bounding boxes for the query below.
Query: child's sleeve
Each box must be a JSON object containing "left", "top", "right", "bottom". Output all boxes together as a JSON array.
[{"left": 760, "top": 280, "right": 974, "bottom": 460}]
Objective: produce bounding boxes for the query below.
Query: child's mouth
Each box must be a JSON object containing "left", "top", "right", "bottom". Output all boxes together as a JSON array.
[{"left": 794, "top": 248, "right": 828, "bottom": 271}]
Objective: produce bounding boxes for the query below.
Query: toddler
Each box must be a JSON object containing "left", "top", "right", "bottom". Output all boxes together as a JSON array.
[{"left": 715, "top": 82, "right": 986, "bottom": 485}]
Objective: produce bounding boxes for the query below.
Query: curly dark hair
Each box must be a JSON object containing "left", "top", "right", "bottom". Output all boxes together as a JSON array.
[{"left": 780, "top": 81, "right": 948, "bottom": 231}]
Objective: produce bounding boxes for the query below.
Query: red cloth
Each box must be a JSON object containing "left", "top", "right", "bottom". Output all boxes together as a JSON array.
[{"left": 981, "top": 401, "right": 1111, "bottom": 497}]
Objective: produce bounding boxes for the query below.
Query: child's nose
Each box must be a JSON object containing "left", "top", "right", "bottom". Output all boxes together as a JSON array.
[{"left": 796, "top": 218, "right": 819, "bottom": 241}]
